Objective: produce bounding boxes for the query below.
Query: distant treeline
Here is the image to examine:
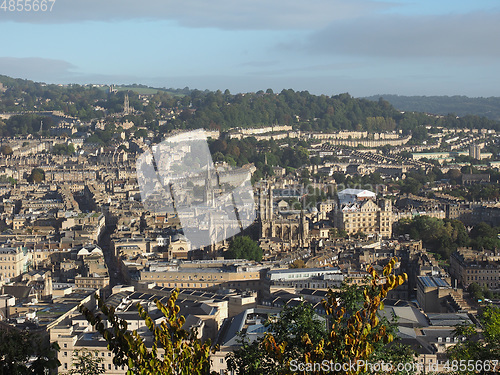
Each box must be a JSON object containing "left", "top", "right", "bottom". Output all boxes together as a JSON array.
[
  {"left": 365, "top": 94, "right": 500, "bottom": 121},
  {"left": 1, "top": 75, "right": 500, "bottom": 138},
  {"left": 171, "top": 90, "right": 499, "bottom": 135}
]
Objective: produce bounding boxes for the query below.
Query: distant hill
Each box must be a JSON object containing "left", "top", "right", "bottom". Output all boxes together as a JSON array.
[
  {"left": 364, "top": 95, "right": 500, "bottom": 121},
  {"left": 1, "top": 74, "right": 500, "bottom": 139},
  {"left": 108, "top": 84, "right": 185, "bottom": 96}
]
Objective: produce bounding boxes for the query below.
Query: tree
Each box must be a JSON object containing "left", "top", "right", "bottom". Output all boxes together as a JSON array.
[
  {"left": 468, "top": 282, "right": 484, "bottom": 301},
  {"left": 27, "top": 168, "right": 45, "bottom": 183},
  {"left": 0, "top": 144, "right": 13, "bottom": 155},
  {"left": 447, "top": 305, "right": 500, "bottom": 374},
  {"left": 289, "top": 259, "right": 306, "bottom": 269},
  {"left": 134, "top": 129, "right": 148, "bottom": 138},
  {"left": 0, "top": 175, "right": 16, "bottom": 185},
  {"left": 227, "top": 259, "right": 412, "bottom": 375},
  {"left": 64, "top": 349, "right": 105, "bottom": 375},
  {"left": 224, "top": 236, "right": 263, "bottom": 261},
  {"left": 52, "top": 143, "right": 75, "bottom": 155},
  {"left": 469, "top": 222, "right": 500, "bottom": 250},
  {"left": 226, "top": 301, "right": 327, "bottom": 375},
  {"left": 262, "top": 258, "right": 408, "bottom": 375},
  {"left": 394, "top": 216, "right": 469, "bottom": 259},
  {"left": 0, "top": 328, "right": 60, "bottom": 375},
  {"left": 79, "top": 289, "right": 215, "bottom": 375}
]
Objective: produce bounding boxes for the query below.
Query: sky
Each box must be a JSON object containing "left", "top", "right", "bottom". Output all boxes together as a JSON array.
[{"left": 0, "top": 0, "right": 499, "bottom": 97}]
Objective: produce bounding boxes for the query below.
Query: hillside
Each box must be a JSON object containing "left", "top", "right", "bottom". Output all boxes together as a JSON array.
[
  {"left": 364, "top": 94, "right": 500, "bottom": 121},
  {"left": 1, "top": 75, "right": 499, "bottom": 140}
]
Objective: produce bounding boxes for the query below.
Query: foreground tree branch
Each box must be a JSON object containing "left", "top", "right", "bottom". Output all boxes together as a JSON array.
[{"left": 79, "top": 289, "right": 217, "bottom": 375}]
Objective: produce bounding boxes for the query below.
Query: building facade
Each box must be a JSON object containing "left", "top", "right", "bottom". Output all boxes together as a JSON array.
[
  {"left": 0, "top": 247, "right": 29, "bottom": 284},
  {"left": 450, "top": 248, "right": 500, "bottom": 290},
  {"left": 335, "top": 193, "right": 393, "bottom": 238}
]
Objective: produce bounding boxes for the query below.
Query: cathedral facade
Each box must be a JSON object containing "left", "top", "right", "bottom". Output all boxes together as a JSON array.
[{"left": 258, "top": 182, "right": 309, "bottom": 249}]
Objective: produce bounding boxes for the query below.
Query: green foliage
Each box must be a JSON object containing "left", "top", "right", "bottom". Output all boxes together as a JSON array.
[
  {"left": 469, "top": 222, "right": 500, "bottom": 250},
  {"left": 468, "top": 282, "right": 484, "bottom": 301},
  {"left": 0, "top": 144, "right": 13, "bottom": 155},
  {"left": 399, "top": 177, "right": 422, "bottom": 195},
  {"left": 329, "top": 228, "right": 349, "bottom": 239},
  {"left": 1, "top": 75, "right": 500, "bottom": 137},
  {"left": 226, "top": 301, "right": 328, "bottom": 375},
  {"left": 289, "top": 259, "right": 306, "bottom": 269},
  {"left": 134, "top": 128, "right": 148, "bottom": 138},
  {"left": 0, "top": 76, "right": 108, "bottom": 121},
  {"left": 365, "top": 94, "right": 500, "bottom": 122},
  {"left": 52, "top": 143, "right": 75, "bottom": 155},
  {"left": 64, "top": 349, "right": 105, "bottom": 375},
  {"left": 447, "top": 305, "right": 500, "bottom": 374},
  {"left": 79, "top": 290, "right": 215, "bottom": 375},
  {"left": 224, "top": 236, "right": 263, "bottom": 261},
  {"left": 227, "top": 261, "right": 414, "bottom": 375},
  {"left": 394, "top": 216, "right": 469, "bottom": 259},
  {"left": 27, "top": 168, "right": 45, "bottom": 183},
  {"left": 446, "top": 183, "right": 500, "bottom": 202},
  {"left": 0, "top": 329, "right": 60, "bottom": 375},
  {"left": 261, "top": 258, "right": 411, "bottom": 375},
  {"left": 1, "top": 115, "right": 55, "bottom": 137},
  {"left": 0, "top": 175, "right": 16, "bottom": 185},
  {"left": 86, "top": 125, "right": 117, "bottom": 145},
  {"left": 468, "top": 282, "right": 495, "bottom": 301}
]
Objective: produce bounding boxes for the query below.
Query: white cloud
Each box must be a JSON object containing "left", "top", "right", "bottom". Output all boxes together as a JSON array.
[
  {"left": 1, "top": 0, "right": 392, "bottom": 30},
  {"left": 0, "top": 57, "right": 77, "bottom": 82},
  {"left": 303, "top": 11, "right": 500, "bottom": 59}
]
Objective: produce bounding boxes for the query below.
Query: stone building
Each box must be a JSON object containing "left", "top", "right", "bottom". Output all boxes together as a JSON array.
[
  {"left": 258, "top": 182, "right": 309, "bottom": 248},
  {"left": 334, "top": 189, "right": 393, "bottom": 238},
  {"left": 0, "top": 246, "right": 30, "bottom": 284},
  {"left": 449, "top": 248, "right": 500, "bottom": 290}
]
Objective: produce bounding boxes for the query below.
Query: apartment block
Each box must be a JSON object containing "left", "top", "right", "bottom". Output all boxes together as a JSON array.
[
  {"left": 450, "top": 248, "right": 500, "bottom": 290},
  {"left": 335, "top": 189, "right": 393, "bottom": 238},
  {"left": 0, "top": 246, "right": 30, "bottom": 284}
]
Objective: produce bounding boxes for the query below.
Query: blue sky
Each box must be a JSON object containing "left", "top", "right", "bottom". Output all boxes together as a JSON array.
[{"left": 0, "top": 0, "right": 499, "bottom": 97}]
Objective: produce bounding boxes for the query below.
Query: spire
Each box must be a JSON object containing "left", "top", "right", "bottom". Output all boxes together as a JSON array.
[
  {"left": 268, "top": 181, "right": 273, "bottom": 221},
  {"left": 205, "top": 155, "right": 214, "bottom": 207}
]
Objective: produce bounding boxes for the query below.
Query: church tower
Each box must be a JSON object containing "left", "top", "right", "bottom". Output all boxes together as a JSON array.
[
  {"left": 204, "top": 161, "right": 215, "bottom": 208},
  {"left": 267, "top": 183, "right": 273, "bottom": 221},
  {"left": 259, "top": 185, "right": 266, "bottom": 221},
  {"left": 300, "top": 210, "right": 309, "bottom": 247},
  {"left": 259, "top": 181, "right": 273, "bottom": 238},
  {"left": 124, "top": 93, "right": 130, "bottom": 115}
]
